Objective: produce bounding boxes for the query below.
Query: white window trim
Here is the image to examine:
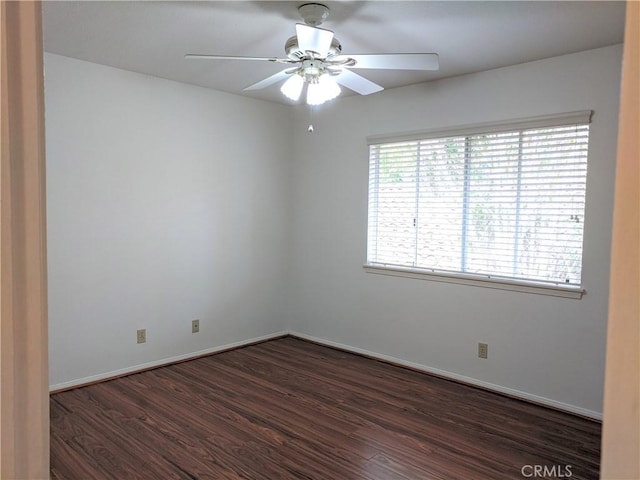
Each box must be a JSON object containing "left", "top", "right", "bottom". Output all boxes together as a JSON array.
[
  {"left": 363, "top": 264, "right": 585, "bottom": 299},
  {"left": 365, "top": 110, "right": 592, "bottom": 299}
]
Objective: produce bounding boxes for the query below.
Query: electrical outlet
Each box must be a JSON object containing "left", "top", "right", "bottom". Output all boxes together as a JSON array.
[
  {"left": 192, "top": 319, "right": 200, "bottom": 334},
  {"left": 137, "top": 329, "right": 146, "bottom": 344},
  {"left": 478, "top": 342, "right": 488, "bottom": 359}
]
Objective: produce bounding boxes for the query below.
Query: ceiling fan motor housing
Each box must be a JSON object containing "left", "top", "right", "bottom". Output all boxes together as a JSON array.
[{"left": 285, "top": 35, "right": 342, "bottom": 60}]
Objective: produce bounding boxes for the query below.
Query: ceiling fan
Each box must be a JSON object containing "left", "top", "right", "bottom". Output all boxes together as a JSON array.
[{"left": 185, "top": 3, "right": 439, "bottom": 106}]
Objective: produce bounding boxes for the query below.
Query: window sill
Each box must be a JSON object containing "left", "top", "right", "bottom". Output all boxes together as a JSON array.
[{"left": 363, "top": 264, "right": 585, "bottom": 299}]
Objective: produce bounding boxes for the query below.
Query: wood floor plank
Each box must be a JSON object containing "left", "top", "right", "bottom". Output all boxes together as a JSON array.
[{"left": 50, "top": 336, "right": 601, "bottom": 479}]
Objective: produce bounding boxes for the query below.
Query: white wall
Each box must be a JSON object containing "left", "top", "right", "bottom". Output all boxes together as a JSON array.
[
  {"left": 45, "top": 53, "right": 292, "bottom": 388},
  {"left": 288, "top": 45, "right": 622, "bottom": 417}
]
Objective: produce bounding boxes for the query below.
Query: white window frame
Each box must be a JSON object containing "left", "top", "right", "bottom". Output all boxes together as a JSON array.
[{"left": 364, "top": 111, "right": 592, "bottom": 299}]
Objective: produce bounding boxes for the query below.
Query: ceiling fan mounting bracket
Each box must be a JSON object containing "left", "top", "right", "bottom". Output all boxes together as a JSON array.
[{"left": 298, "top": 3, "right": 329, "bottom": 26}]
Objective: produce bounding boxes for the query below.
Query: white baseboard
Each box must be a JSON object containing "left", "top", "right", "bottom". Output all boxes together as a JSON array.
[
  {"left": 289, "top": 331, "right": 603, "bottom": 421},
  {"left": 49, "top": 330, "right": 289, "bottom": 393}
]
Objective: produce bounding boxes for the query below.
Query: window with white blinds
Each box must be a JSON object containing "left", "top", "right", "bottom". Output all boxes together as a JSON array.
[{"left": 366, "top": 112, "right": 591, "bottom": 290}]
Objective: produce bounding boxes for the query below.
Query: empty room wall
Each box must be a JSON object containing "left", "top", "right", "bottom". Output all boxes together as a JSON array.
[
  {"left": 288, "top": 45, "right": 622, "bottom": 417},
  {"left": 46, "top": 45, "right": 622, "bottom": 418},
  {"left": 45, "top": 53, "right": 292, "bottom": 389}
]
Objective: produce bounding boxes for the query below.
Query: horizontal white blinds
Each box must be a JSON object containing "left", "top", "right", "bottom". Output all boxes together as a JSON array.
[{"left": 367, "top": 115, "right": 591, "bottom": 286}]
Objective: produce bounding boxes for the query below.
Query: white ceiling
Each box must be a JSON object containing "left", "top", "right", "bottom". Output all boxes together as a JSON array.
[{"left": 42, "top": 1, "right": 625, "bottom": 105}]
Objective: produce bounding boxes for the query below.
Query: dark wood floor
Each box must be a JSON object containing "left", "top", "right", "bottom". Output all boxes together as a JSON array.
[{"left": 50, "top": 336, "right": 601, "bottom": 480}]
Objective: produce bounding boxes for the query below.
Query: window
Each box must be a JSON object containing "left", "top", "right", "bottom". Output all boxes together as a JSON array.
[{"left": 366, "top": 112, "right": 591, "bottom": 296}]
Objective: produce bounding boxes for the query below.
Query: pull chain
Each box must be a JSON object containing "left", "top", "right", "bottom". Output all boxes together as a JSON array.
[{"left": 308, "top": 105, "right": 314, "bottom": 133}]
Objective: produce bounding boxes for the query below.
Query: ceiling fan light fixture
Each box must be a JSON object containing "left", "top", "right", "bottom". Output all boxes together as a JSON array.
[
  {"left": 306, "top": 74, "right": 340, "bottom": 106},
  {"left": 306, "top": 80, "right": 322, "bottom": 106},
  {"left": 280, "top": 74, "right": 304, "bottom": 101},
  {"left": 319, "top": 73, "right": 341, "bottom": 100}
]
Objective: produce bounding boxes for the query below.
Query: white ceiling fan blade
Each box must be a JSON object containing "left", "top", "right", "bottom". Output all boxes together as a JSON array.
[
  {"left": 244, "top": 69, "right": 292, "bottom": 91},
  {"left": 334, "top": 69, "right": 383, "bottom": 95},
  {"left": 347, "top": 53, "right": 439, "bottom": 71},
  {"left": 296, "top": 23, "right": 334, "bottom": 57},
  {"left": 185, "top": 54, "right": 295, "bottom": 64}
]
